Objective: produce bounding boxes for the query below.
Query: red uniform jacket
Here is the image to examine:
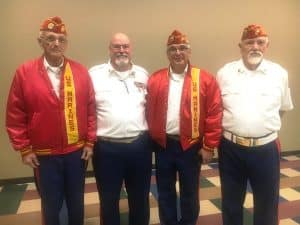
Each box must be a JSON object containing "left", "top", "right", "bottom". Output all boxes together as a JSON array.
[
  {"left": 6, "top": 56, "right": 96, "bottom": 156},
  {"left": 146, "top": 65, "right": 222, "bottom": 151}
]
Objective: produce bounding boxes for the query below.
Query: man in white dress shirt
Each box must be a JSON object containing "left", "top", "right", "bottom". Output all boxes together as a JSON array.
[
  {"left": 89, "top": 33, "right": 152, "bottom": 225},
  {"left": 216, "top": 24, "right": 293, "bottom": 225}
]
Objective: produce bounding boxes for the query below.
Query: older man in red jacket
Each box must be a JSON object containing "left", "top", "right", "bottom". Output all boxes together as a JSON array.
[
  {"left": 146, "top": 30, "right": 222, "bottom": 225},
  {"left": 6, "top": 16, "right": 96, "bottom": 225}
]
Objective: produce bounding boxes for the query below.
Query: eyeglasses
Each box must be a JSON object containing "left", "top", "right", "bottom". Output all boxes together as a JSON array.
[
  {"left": 167, "top": 45, "right": 190, "bottom": 54},
  {"left": 110, "top": 44, "right": 130, "bottom": 50},
  {"left": 243, "top": 38, "right": 268, "bottom": 47},
  {"left": 41, "top": 35, "right": 68, "bottom": 44}
]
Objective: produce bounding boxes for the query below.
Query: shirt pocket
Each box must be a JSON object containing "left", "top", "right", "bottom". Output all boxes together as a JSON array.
[
  {"left": 221, "top": 88, "right": 241, "bottom": 96},
  {"left": 258, "top": 86, "right": 282, "bottom": 109},
  {"left": 220, "top": 87, "right": 243, "bottom": 108},
  {"left": 127, "top": 81, "right": 147, "bottom": 104}
]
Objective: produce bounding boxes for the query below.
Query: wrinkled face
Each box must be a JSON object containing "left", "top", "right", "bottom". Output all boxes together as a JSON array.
[
  {"left": 167, "top": 44, "right": 191, "bottom": 72},
  {"left": 239, "top": 36, "right": 269, "bottom": 70},
  {"left": 109, "top": 33, "right": 132, "bottom": 71},
  {"left": 38, "top": 31, "right": 68, "bottom": 64}
]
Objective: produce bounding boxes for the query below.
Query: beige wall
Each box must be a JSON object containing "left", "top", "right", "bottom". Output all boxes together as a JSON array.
[{"left": 1, "top": 0, "right": 299, "bottom": 179}]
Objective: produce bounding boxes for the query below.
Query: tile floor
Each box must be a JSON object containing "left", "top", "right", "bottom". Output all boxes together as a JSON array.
[{"left": 0, "top": 153, "right": 300, "bottom": 225}]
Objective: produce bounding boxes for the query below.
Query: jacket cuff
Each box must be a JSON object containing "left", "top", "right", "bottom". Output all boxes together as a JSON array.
[
  {"left": 20, "top": 147, "right": 34, "bottom": 157},
  {"left": 84, "top": 141, "right": 94, "bottom": 149},
  {"left": 202, "top": 143, "right": 216, "bottom": 152}
]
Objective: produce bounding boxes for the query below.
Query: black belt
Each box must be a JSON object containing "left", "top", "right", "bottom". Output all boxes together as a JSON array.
[{"left": 167, "top": 134, "right": 180, "bottom": 141}]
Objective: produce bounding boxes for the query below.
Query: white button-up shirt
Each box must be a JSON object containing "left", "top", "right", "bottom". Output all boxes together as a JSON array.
[
  {"left": 217, "top": 59, "right": 293, "bottom": 137},
  {"left": 89, "top": 62, "right": 148, "bottom": 138}
]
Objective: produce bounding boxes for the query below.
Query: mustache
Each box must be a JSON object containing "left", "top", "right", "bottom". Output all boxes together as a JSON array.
[
  {"left": 116, "top": 53, "right": 128, "bottom": 57},
  {"left": 249, "top": 51, "right": 263, "bottom": 56}
]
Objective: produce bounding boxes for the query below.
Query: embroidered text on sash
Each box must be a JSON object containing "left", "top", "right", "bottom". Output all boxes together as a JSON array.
[
  {"left": 191, "top": 67, "right": 200, "bottom": 139},
  {"left": 64, "top": 62, "right": 79, "bottom": 144}
]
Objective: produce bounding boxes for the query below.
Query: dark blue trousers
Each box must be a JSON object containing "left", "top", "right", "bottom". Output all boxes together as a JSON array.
[
  {"left": 35, "top": 149, "right": 86, "bottom": 225},
  {"left": 155, "top": 138, "right": 201, "bottom": 225},
  {"left": 92, "top": 133, "right": 152, "bottom": 225},
  {"left": 218, "top": 137, "right": 280, "bottom": 225}
]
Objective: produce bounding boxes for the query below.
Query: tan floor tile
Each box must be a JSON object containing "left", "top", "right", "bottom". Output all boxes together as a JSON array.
[
  {"left": 84, "top": 192, "right": 100, "bottom": 205},
  {"left": 17, "top": 199, "right": 41, "bottom": 214},
  {"left": 280, "top": 218, "right": 300, "bottom": 225},
  {"left": 281, "top": 168, "right": 300, "bottom": 177},
  {"left": 243, "top": 193, "right": 253, "bottom": 208},
  {"left": 84, "top": 208, "right": 161, "bottom": 225},
  {"left": 26, "top": 183, "right": 36, "bottom": 191},
  {"left": 150, "top": 207, "right": 160, "bottom": 224},
  {"left": 282, "top": 156, "right": 300, "bottom": 161},
  {"left": 84, "top": 216, "right": 99, "bottom": 225},
  {"left": 85, "top": 177, "right": 96, "bottom": 184},
  {"left": 176, "top": 181, "right": 179, "bottom": 193},
  {"left": 280, "top": 188, "right": 300, "bottom": 201},
  {"left": 199, "top": 200, "right": 220, "bottom": 216},
  {"left": 202, "top": 165, "right": 213, "bottom": 170},
  {"left": 206, "top": 176, "right": 220, "bottom": 187}
]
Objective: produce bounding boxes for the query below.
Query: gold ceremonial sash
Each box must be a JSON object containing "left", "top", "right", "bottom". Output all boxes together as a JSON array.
[
  {"left": 64, "top": 62, "right": 79, "bottom": 144},
  {"left": 191, "top": 67, "right": 200, "bottom": 139}
]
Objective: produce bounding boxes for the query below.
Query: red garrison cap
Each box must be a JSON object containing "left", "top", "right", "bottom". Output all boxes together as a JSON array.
[
  {"left": 40, "top": 16, "right": 67, "bottom": 34},
  {"left": 241, "top": 24, "right": 267, "bottom": 40},
  {"left": 167, "top": 29, "right": 189, "bottom": 46}
]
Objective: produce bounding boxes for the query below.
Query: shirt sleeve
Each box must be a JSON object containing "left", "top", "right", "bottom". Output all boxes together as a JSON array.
[{"left": 280, "top": 70, "right": 294, "bottom": 111}]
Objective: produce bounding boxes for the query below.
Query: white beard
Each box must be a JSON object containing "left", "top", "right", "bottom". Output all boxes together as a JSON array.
[
  {"left": 247, "top": 54, "right": 263, "bottom": 66},
  {"left": 115, "top": 56, "right": 129, "bottom": 67}
]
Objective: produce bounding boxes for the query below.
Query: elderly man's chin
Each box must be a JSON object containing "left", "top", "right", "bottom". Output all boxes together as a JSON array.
[
  {"left": 115, "top": 58, "right": 130, "bottom": 67},
  {"left": 247, "top": 55, "right": 263, "bottom": 67}
]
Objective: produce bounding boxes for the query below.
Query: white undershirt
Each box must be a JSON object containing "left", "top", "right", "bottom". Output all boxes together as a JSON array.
[
  {"left": 166, "top": 66, "right": 187, "bottom": 135},
  {"left": 43, "top": 58, "right": 63, "bottom": 98}
]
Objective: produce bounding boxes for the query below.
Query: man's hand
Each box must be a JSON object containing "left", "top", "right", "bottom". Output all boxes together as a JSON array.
[
  {"left": 81, "top": 146, "right": 93, "bottom": 160},
  {"left": 22, "top": 152, "right": 40, "bottom": 168},
  {"left": 198, "top": 148, "right": 214, "bottom": 164}
]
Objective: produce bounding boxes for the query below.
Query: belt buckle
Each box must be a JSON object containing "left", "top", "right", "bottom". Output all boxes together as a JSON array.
[{"left": 235, "top": 136, "right": 251, "bottom": 147}]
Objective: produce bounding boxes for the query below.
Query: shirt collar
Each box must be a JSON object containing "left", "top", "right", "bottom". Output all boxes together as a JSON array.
[
  {"left": 43, "top": 57, "right": 64, "bottom": 74},
  {"left": 169, "top": 65, "right": 188, "bottom": 81},
  {"left": 237, "top": 59, "right": 268, "bottom": 74}
]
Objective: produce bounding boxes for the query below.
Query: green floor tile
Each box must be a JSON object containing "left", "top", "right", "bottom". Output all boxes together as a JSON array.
[
  {"left": 210, "top": 198, "right": 222, "bottom": 210},
  {"left": 200, "top": 177, "right": 214, "bottom": 188},
  {"left": 120, "top": 212, "right": 129, "bottom": 225},
  {"left": 293, "top": 216, "right": 300, "bottom": 223},
  {"left": 280, "top": 173, "right": 288, "bottom": 178},
  {"left": 120, "top": 187, "right": 127, "bottom": 199},
  {"left": 243, "top": 208, "right": 253, "bottom": 225},
  {"left": 0, "top": 184, "right": 27, "bottom": 215},
  {"left": 294, "top": 186, "right": 300, "bottom": 192}
]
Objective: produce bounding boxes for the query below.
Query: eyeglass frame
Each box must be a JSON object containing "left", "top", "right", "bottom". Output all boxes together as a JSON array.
[
  {"left": 39, "top": 34, "right": 68, "bottom": 44},
  {"left": 167, "top": 44, "right": 190, "bottom": 54},
  {"left": 110, "top": 44, "right": 130, "bottom": 51}
]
